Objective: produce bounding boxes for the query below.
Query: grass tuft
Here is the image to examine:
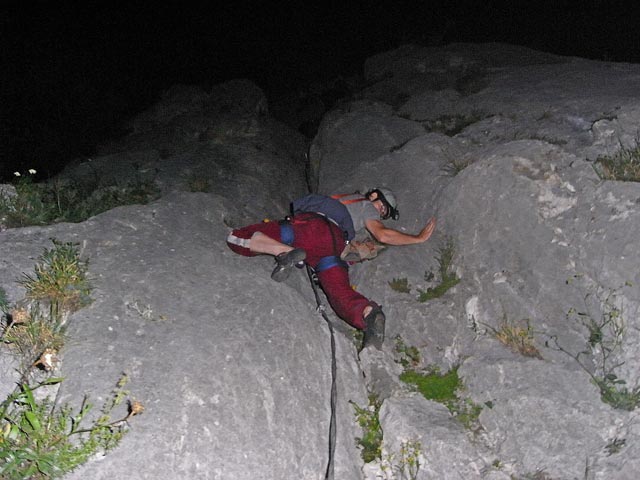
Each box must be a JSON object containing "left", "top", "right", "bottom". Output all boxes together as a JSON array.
[
  {"left": 19, "top": 240, "right": 92, "bottom": 322},
  {"left": 399, "top": 361, "right": 483, "bottom": 432},
  {"left": 0, "top": 170, "right": 160, "bottom": 228},
  {"left": 388, "top": 277, "right": 411, "bottom": 294},
  {"left": 1, "top": 245, "right": 140, "bottom": 478},
  {"left": 350, "top": 394, "right": 383, "bottom": 463},
  {"left": 422, "top": 112, "right": 485, "bottom": 136},
  {"left": 394, "top": 335, "right": 421, "bottom": 369},
  {"left": 418, "top": 237, "right": 460, "bottom": 302},
  {"left": 595, "top": 144, "right": 640, "bottom": 182},
  {"left": 400, "top": 367, "right": 459, "bottom": 403},
  {"left": 485, "top": 317, "right": 542, "bottom": 359}
]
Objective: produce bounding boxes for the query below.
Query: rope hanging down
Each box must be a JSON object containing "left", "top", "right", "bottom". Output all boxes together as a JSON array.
[{"left": 305, "top": 264, "right": 337, "bottom": 480}]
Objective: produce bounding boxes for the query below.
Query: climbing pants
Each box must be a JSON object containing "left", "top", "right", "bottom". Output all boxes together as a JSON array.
[{"left": 227, "top": 213, "right": 371, "bottom": 329}]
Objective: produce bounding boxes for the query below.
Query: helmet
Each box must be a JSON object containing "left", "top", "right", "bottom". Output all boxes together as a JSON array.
[{"left": 366, "top": 187, "right": 399, "bottom": 220}]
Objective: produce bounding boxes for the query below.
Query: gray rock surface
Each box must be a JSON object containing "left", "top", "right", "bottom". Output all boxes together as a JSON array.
[{"left": 3, "top": 45, "right": 640, "bottom": 479}]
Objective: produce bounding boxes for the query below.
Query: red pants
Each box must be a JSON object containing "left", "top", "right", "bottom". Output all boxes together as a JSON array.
[{"left": 227, "top": 213, "right": 372, "bottom": 329}]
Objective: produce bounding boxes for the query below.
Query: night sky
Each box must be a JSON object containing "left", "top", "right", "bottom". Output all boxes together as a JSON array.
[{"left": 3, "top": 2, "right": 640, "bottom": 181}]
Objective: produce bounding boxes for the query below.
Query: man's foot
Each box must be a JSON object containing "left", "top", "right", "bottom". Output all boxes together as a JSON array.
[
  {"left": 362, "top": 304, "right": 385, "bottom": 350},
  {"left": 271, "top": 248, "right": 306, "bottom": 282}
]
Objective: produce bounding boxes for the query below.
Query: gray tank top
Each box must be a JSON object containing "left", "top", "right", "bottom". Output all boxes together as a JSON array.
[{"left": 341, "top": 194, "right": 380, "bottom": 233}]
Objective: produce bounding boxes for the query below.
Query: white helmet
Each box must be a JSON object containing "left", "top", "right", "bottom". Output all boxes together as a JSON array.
[{"left": 366, "top": 187, "right": 399, "bottom": 220}]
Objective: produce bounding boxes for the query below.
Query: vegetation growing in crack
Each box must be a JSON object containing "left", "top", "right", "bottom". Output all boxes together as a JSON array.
[
  {"left": 19, "top": 239, "right": 92, "bottom": 323},
  {"left": 483, "top": 316, "right": 542, "bottom": 359},
  {"left": 396, "top": 332, "right": 486, "bottom": 432},
  {"left": 0, "top": 169, "right": 160, "bottom": 228},
  {"left": 2, "top": 240, "right": 91, "bottom": 373},
  {"left": 441, "top": 157, "right": 474, "bottom": 176},
  {"left": 594, "top": 141, "right": 640, "bottom": 181},
  {"left": 418, "top": 237, "right": 460, "bottom": 302},
  {"left": 388, "top": 277, "right": 411, "bottom": 294},
  {"left": 400, "top": 366, "right": 460, "bottom": 403},
  {"left": 545, "top": 283, "right": 640, "bottom": 411},
  {"left": 1, "top": 241, "right": 141, "bottom": 478},
  {"left": 0, "top": 288, "right": 8, "bottom": 316},
  {"left": 350, "top": 390, "right": 423, "bottom": 478},
  {"left": 397, "top": 352, "right": 482, "bottom": 432},
  {"left": 394, "top": 335, "right": 421, "bottom": 370},
  {"left": 183, "top": 170, "right": 212, "bottom": 192},
  {"left": 380, "top": 440, "right": 423, "bottom": 480},
  {"left": 350, "top": 394, "right": 383, "bottom": 463},
  {"left": 604, "top": 437, "right": 626, "bottom": 456},
  {"left": 422, "top": 112, "right": 486, "bottom": 136},
  {"left": 513, "top": 470, "right": 556, "bottom": 480},
  {"left": 0, "top": 375, "right": 143, "bottom": 480}
]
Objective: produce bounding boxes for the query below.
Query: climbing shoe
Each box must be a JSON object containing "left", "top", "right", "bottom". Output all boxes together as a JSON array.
[
  {"left": 271, "top": 248, "right": 306, "bottom": 282},
  {"left": 362, "top": 305, "right": 385, "bottom": 350}
]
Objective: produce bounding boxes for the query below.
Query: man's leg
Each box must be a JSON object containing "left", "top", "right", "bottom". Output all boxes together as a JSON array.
[
  {"left": 227, "top": 226, "right": 306, "bottom": 282},
  {"left": 247, "top": 232, "right": 293, "bottom": 256},
  {"left": 317, "top": 266, "right": 374, "bottom": 329},
  {"left": 316, "top": 266, "right": 385, "bottom": 349}
]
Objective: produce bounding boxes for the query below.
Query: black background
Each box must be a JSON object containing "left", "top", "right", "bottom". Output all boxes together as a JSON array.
[{"left": 3, "top": 2, "right": 640, "bottom": 180}]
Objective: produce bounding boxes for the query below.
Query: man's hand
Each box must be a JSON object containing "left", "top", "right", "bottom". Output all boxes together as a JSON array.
[
  {"left": 418, "top": 217, "right": 436, "bottom": 242},
  {"left": 365, "top": 217, "right": 437, "bottom": 246}
]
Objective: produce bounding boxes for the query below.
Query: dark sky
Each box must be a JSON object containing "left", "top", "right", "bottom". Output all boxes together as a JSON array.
[{"left": 3, "top": 1, "right": 640, "bottom": 180}]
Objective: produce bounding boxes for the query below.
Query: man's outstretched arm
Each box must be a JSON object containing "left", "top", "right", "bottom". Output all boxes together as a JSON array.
[{"left": 365, "top": 217, "right": 436, "bottom": 246}]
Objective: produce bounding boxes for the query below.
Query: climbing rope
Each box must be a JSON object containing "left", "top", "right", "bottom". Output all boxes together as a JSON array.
[{"left": 305, "top": 264, "right": 337, "bottom": 480}]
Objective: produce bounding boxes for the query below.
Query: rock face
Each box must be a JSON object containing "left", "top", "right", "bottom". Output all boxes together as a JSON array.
[
  {"left": 310, "top": 43, "right": 640, "bottom": 480},
  {"left": 2, "top": 46, "right": 640, "bottom": 479}
]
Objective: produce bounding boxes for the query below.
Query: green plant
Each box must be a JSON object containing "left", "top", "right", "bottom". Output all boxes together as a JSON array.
[
  {"left": 594, "top": 142, "right": 640, "bottom": 182},
  {"left": 484, "top": 317, "right": 542, "bottom": 359},
  {"left": 423, "top": 112, "right": 485, "bottom": 136},
  {"left": 388, "top": 277, "right": 411, "bottom": 294},
  {"left": 350, "top": 394, "right": 383, "bottom": 463},
  {"left": 0, "top": 375, "right": 142, "bottom": 479},
  {"left": 418, "top": 237, "right": 460, "bottom": 302},
  {"left": 605, "top": 437, "right": 625, "bottom": 456},
  {"left": 380, "top": 440, "right": 422, "bottom": 480},
  {"left": 400, "top": 366, "right": 459, "bottom": 404},
  {"left": 513, "top": 470, "right": 555, "bottom": 480},
  {"left": 19, "top": 240, "right": 92, "bottom": 322},
  {"left": 394, "top": 335, "right": 421, "bottom": 369},
  {"left": 0, "top": 288, "right": 8, "bottom": 314},
  {"left": 2, "top": 240, "right": 90, "bottom": 377},
  {"left": 546, "top": 284, "right": 640, "bottom": 411},
  {"left": 184, "top": 172, "right": 211, "bottom": 193},
  {"left": 449, "top": 398, "right": 483, "bottom": 432},
  {"left": 2, "top": 305, "right": 65, "bottom": 374},
  {"left": 441, "top": 157, "right": 473, "bottom": 176},
  {"left": 400, "top": 366, "right": 483, "bottom": 431},
  {"left": 0, "top": 170, "right": 160, "bottom": 228},
  {"left": 0, "top": 239, "right": 91, "bottom": 381},
  {"left": 0, "top": 171, "right": 51, "bottom": 227},
  {"left": 527, "top": 133, "right": 567, "bottom": 146},
  {"left": 1, "top": 243, "right": 139, "bottom": 477},
  {"left": 352, "top": 329, "right": 365, "bottom": 349}
]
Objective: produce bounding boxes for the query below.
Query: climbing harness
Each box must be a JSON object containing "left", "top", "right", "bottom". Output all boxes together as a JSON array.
[
  {"left": 279, "top": 215, "right": 348, "bottom": 274},
  {"left": 315, "top": 255, "right": 348, "bottom": 273},
  {"left": 279, "top": 219, "right": 295, "bottom": 246}
]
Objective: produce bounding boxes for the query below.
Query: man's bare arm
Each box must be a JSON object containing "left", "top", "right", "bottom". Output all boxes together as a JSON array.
[{"left": 365, "top": 217, "right": 436, "bottom": 246}]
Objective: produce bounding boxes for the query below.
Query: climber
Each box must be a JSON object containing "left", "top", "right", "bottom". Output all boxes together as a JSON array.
[{"left": 226, "top": 188, "right": 436, "bottom": 349}]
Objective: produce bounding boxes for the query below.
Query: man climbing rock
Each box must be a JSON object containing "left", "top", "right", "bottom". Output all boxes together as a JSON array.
[{"left": 226, "top": 188, "right": 436, "bottom": 349}]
